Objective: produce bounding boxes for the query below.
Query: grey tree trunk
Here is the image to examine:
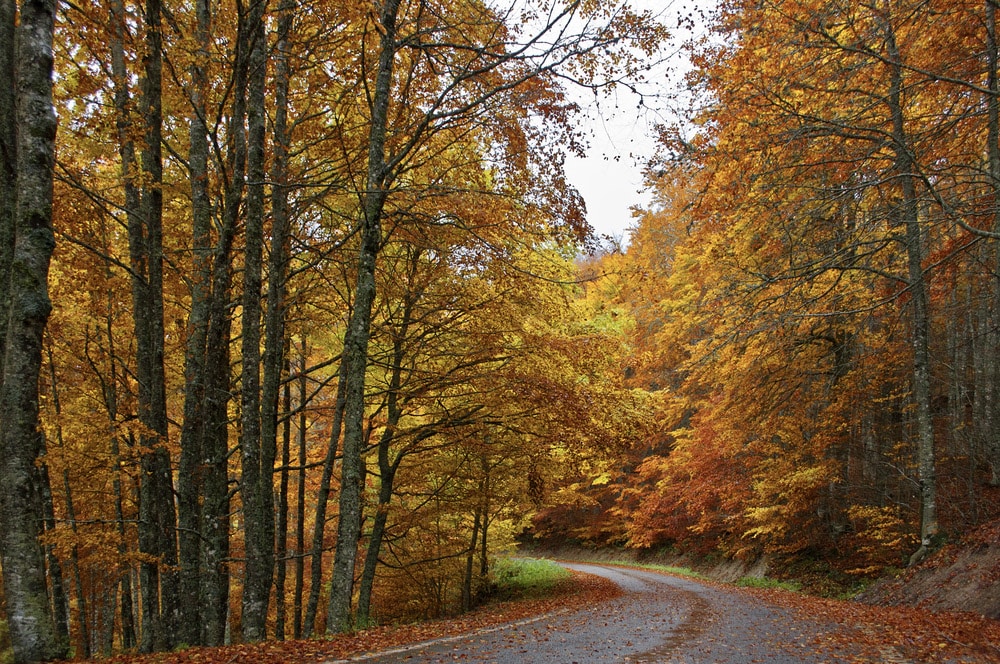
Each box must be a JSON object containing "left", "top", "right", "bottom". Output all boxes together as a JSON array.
[
  {"left": 176, "top": 0, "right": 213, "bottom": 645},
  {"left": 239, "top": 0, "right": 273, "bottom": 641},
  {"left": 45, "top": 351, "right": 88, "bottom": 657},
  {"left": 275, "top": 375, "right": 291, "bottom": 640},
  {"left": 197, "top": 0, "right": 253, "bottom": 639},
  {"left": 327, "top": 0, "right": 402, "bottom": 634},
  {"left": 304, "top": 364, "right": 347, "bottom": 637},
  {"left": 883, "top": 17, "right": 938, "bottom": 564},
  {"left": 269, "top": 6, "right": 294, "bottom": 640},
  {"left": 37, "top": 463, "right": 69, "bottom": 646},
  {"left": 356, "top": 282, "right": 414, "bottom": 626},
  {"left": 293, "top": 339, "right": 308, "bottom": 638},
  {"left": 985, "top": 0, "right": 1000, "bottom": 486},
  {"left": 0, "top": 0, "right": 14, "bottom": 366},
  {"left": 125, "top": 0, "right": 179, "bottom": 648},
  {"left": 0, "top": 0, "right": 68, "bottom": 659},
  {"left": 92, "top": 285, "right": 137, "bottom": 649}
]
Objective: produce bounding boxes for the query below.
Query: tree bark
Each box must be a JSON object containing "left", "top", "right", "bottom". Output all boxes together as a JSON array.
[
  {"left": 985, "top": 0, "right": 1000, "bottom": 486},
  {"left": 128, "top": 0, "right": 179, "bottom": 646},
  {"left": 304, "top": 364, "right": 347, "bottom": 637},
  {"left": 0, "top": 0, "right": 14, "bottom": 368},
  {"left": 270, "top": 0, "right": 295, "bottom": 639},
  {"left": 275, "top": 371, "right": 291, "bottom": 640},
  {"left": 356, "top": 275, "right": 415, "bottom": 626},
  {"left": 239, "top": 0, "right": 273, "bottom": 641},
  {"left": 327, "top": 0, "right": 402, "bottom": 634},
  {"left": 293, "top": 338, "right": 308, "bottom": 638},
  {"left": 883, "top": 14, "right": 938, "bottom": 564},
  {"left": 0, "top": 0, "right": 68, "bottom": 659},
  {"left": 177, "top": 0, "right": 213, "bottom": 645}
]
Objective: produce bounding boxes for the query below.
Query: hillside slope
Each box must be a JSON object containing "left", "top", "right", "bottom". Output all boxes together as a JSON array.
[{"left": 858, "top": 519, "right": 1000, "bottom": 619}]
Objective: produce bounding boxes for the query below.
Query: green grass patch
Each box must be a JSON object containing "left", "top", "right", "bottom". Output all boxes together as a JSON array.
[
  {"left": 491, "top": 557, "right": 572, "bottom": 599},
  {"left": 735, "top": 576, "right": 802, "bottom": 592},
  {"left": 630, "top": 563, "right": 707, "bottom": 580}
]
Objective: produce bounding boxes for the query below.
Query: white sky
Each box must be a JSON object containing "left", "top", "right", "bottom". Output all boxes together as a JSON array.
[{"left": 564, "top": 0, "right": 716, "bottom": 245}]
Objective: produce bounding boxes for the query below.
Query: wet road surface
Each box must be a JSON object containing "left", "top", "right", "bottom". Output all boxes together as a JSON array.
[{"left": 326, "top": 562, "right": 884, "bottom": 663}]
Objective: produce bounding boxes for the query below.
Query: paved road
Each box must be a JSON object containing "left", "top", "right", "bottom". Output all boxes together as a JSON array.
[{"left": 327, "top": 562, "right": 884, "bottom": 663}]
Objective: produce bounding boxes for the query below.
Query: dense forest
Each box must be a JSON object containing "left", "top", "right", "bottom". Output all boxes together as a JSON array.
[
  {"left": 2, "top": 0, "right": 1000, "bottom": 662},
  {"left": 535, "top": 0, "right": 1000, "bottom": 585}
]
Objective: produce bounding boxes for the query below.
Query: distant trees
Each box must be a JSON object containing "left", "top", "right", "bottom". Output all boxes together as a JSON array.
[{"left": 548, "top": 0, "right": 1000, "bottom": 575}]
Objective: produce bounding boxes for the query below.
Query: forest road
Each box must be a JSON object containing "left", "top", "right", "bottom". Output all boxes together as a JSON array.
[{"left": 327, "top": 562, "right": 891, "bottom": 664}]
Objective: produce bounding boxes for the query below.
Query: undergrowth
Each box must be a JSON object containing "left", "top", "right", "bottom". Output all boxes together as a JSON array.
[{"left": 491, "top": 557, "right": 571, "bottom": 600}]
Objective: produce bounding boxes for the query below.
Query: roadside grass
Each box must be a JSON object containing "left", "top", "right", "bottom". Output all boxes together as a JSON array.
[
  {"left": 735, "top": 576, "right": 802, "bottom": 592},
  {"left": 540, "top": 553, "right": 708, "bottom": 581},
  {"left": 491, "top": 557, "right": 572, "bottom": 599}
]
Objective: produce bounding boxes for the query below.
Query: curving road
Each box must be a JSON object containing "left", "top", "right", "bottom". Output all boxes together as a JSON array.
[{"left": 327, "top": 562, "right": 886, "bottom": 663}]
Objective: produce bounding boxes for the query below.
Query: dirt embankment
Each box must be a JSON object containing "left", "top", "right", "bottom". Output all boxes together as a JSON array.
[{"left": 857, "top": 519, "right": 1000, "bottom": 619}]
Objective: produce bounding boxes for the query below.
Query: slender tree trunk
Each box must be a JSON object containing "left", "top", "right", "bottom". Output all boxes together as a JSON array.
[
  {"left": 355, "top": 459, "right": 396, "bottom": 627},
  {"left": 0, "top": 0, "right": 14, "bottom": 365},
  {"left": 177, "top": 0, "right": 213, "bottom": 645},
  {"left": 0, "top": 0, "right": 67, "bottom": 658},
  {"left": 270, "top": 0, "right": 295, "bottom": 638},
  {"left": 304, "top": 364, "right": 347, "bottom": 637},
  {"left": 357, "top": 283, "right": 415, "bottom": 626},
  {"left": 883, "top": 14, "right": 938, "bottom": 564},
  {"left": 275, "top": 371, "right": 291, "bottom": 640},
  {"left": 293, "top": 339, "right": 308, "bottom": 638},
  {"left": 239, "top": 0, "right": 274, "bottom": 640},
  {"left": 462, "top": 511, "right": 481, "bottom": 612},
  {"left": 38, "top": 463, "right": 69, "bottom": 646},
  {"left": 985, "top": 0, "right": 1000, "bottom": 485},
  {"left": 97, "top": 287, "right": 137, "bottom": 650},
  {"left": 197, "top": 2, "right": 253, "bottom": 637},
  {"left": 45, "top": 349, "right": 88, "bottom": 656},
  {"left": 327, "top": 0, "right": 403, "bottom": 633},
  {"left": 128, "top": 0, "right": 179, "bottom": 646}
]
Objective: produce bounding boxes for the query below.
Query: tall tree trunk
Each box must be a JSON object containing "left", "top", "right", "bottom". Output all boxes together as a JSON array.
[
  {"left": 0, "top": 0, "right": 14, "bottom": 366},
  {"left": 985, "top": 0, "right": 1000, "bottom": 485},
  {"left": 883, "top": 13, "right": 938, "bottom": 564},
  {"left": 239, "top": 0, "right": 273, "bottom": 641},
  {"left": 199, "top": 235, "right": 234, "bottom": 647},
  {"left": 127, "top": 0, "right": 179, "bottom": 647},
  {"left": 0, "top": 0, "right": 67, "bottom": 659},
  {"left": 327, "top": 0, "right": 402, "bottom": 633},
  {"left": 269, "top": 0, "right": 295, "bottom": 638},
  {"left": 177, "top": 0, "right": 213, "bottom": 645},
  {"left": 197, "top": 0, "right": 254, "bottom": 638}
]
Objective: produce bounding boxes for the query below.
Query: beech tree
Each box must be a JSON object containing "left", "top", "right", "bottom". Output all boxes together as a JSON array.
[{"left": 0, "top": 0, "right": 68, "bottom": 660}]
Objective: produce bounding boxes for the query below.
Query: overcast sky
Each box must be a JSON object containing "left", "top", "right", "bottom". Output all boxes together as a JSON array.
[{"left": 563, "top": 0, "right": 716, "bottom": 245}]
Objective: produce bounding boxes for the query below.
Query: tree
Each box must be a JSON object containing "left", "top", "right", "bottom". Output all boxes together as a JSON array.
[
  {"left": 326, "top": 0, "right": 665, "bottom": 632},
  {"left": 0, "top": 0, "right": 69, "bottom": 660}
]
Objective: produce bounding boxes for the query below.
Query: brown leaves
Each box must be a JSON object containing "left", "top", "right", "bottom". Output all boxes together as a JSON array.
[{"left": 736, "top": 584, "right": 1000, "bottom": 664}]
